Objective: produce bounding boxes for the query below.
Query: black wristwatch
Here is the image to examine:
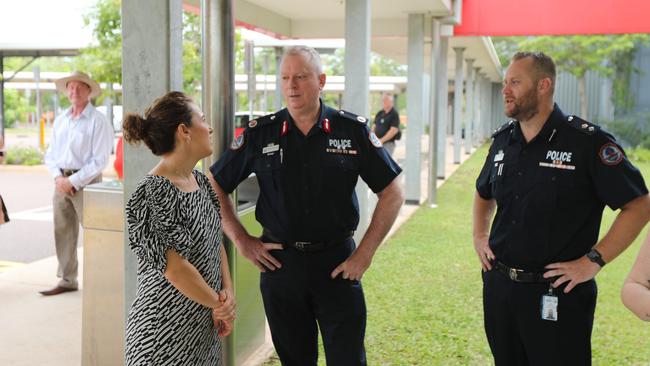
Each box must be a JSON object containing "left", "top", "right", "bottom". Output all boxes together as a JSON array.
[{"left": 586, "top": 249, "right": 606, "bottom": 267}]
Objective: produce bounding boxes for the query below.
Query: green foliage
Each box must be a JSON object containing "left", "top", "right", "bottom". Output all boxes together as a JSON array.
[
  {"left": 78, "top": 0, "right": 122, "bottom": 83},
  {"left": 492, "top": 36, "right": 525, "bottom": 67},
  {"left": 517, "top": 35, "right": 649, "bottom": 79},
  {"left": 3, "top": 90, "right": 32, "bottom": 128},
  {"left": 182, "top": 11, "right": 202, "bottom": 98},
  {"left": 370, "top": 53, "right": 406, "bottom": 76},
  {"left": 629, "top": 148, "right": 650, "bottom": 163},
  {"left": 5, "top": 146, "right": 43, "bottom": 165}
]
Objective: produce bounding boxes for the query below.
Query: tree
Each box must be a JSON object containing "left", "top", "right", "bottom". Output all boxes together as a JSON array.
[
  {"left": 77, "top": 0, "right": 122, "bottom": 103},
  {"left": 516, "top": 34, "right": 649, "bottom": 119}
]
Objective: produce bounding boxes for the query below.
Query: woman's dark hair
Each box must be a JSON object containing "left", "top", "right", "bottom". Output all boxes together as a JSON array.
[{"left": 122, "top": 91, "right": 195, "bottom": 155}]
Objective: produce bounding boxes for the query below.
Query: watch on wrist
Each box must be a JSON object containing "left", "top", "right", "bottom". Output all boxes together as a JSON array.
[{"left": 586, "top": 249, "right": 606, "bottom": 267}]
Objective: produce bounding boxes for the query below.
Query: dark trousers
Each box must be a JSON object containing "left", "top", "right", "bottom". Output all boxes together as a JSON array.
[
  {"left": 260, "top": 237, "right": 367, "bottom": 366},
  {"left": 482, "top": 269, "right": 597, "bottom": 366}
]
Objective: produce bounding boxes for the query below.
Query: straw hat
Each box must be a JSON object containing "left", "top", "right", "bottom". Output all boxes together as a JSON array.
[{"left": 55, "top": 71, "right": 102, "bottom": 98}]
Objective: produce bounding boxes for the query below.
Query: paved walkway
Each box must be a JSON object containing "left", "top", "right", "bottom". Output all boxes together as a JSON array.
[{"left": 0, "top": 135, "right": 477, "bottom": 366}]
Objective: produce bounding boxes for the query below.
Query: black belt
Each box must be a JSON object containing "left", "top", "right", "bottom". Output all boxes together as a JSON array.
[
  {"left": 262, "top": 228, "right": 353, "bottom": 252},
  {"left": 493, "top": 261, "right": 551, "bottom": 283},
  {"left": 60, "top": 168, "right": 79, "bottom": 177}
]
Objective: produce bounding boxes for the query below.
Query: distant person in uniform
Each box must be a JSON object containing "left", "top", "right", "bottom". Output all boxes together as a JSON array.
[
  {"left": 622, "top": 230, "right": 650, "bottom": 321},
  {"left": 372, "top": 92, "right": 401, "bottom": 156},
  {"left": 41, "top": 71, "right": 113, "bottom": 296},
  {"left": 473, "top": 52, "right": 650, "bottom": 364},
  {"left": 209, "top": 46, "right": 404, "bottom": 365},
  {"left": 123, "top": 91, "right": 235, "bottom": 365}
]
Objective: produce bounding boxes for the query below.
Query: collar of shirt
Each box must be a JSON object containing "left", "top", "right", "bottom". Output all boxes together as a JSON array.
[
  {"left": 286, "top": 99, "right": 327, "bottom": 138},
  {"left": 64, "top": 102, "right": 94, "bottom": 120},
  {"left": 510, "top": 103, "right": 566, "bottom": 146}
]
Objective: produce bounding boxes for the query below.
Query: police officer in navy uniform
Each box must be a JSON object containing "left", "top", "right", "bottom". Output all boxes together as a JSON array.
[
  {"left": 473, "top": 52, "right": 650, "bottom": 365},
  {"left": 209, "top": 46, "right": 404, "bottom": 366}
]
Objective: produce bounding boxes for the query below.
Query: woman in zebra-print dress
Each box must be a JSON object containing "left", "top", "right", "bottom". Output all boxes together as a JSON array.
[{"left": 122, "top": 92, "right": 235, "bottom": 365}]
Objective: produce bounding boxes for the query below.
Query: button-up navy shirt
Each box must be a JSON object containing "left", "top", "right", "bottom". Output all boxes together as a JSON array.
[
  {"left": 476, "top": 104, "right": 647, "bottom": 271},
  {"left": 211, "top": 101, "right": 401, "bottom": 242}
]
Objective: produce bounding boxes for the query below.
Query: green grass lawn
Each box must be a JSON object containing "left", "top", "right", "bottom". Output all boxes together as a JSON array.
[{"left": 264, "top": 143, "right": 650, "bottom": 365}]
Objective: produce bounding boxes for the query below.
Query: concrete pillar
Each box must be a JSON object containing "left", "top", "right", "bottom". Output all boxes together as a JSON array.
[
  {"left": 343, "top": 0, "right": 372, "bottom": 240},
  {"left": 464, "top": 59, "right": 475, "bottom": 155},
  {"left": 244, "top": 40, "right": 255, "bottom": 116},
  {"left": 427, "top": 17, "right": 441, "bottom": 207},
  {"left": 122, "top": 0, "right": 184, "bottom": 311},
  {"left": 202, "top": 0, "right": 235, "bottom": 165},
  {"left": 473, "top": 66, "right": 481, "bottom": 147},
  {"left": 436, "top": 36, "right": 449, "bottom": 179},
  {"left": 452, "top": 47, "right": 464, "bottom": 164},
  {"left": 405, "top": 13, "right": 425, "bottom": 205},
  {"left": 274, "top": 46, "right": 283, "bottom": 110}
]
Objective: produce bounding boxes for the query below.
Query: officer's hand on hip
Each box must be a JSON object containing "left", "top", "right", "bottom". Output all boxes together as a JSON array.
[
  {"left": 237, "top": 234, "right": 283, "bottom": 272},
  {"left": 473, "top": 234, "right": 495, "bottom": 272},
  {"left": 331, "top": 250, "right": 372, "bottom": 281},
  {"left": 544, "top": 256, "right": 601, "bottom": 293}
]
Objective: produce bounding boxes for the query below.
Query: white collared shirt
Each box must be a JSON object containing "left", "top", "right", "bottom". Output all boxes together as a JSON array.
[{"left": 44, "top": 103, "right": 113, "bottom": 190}]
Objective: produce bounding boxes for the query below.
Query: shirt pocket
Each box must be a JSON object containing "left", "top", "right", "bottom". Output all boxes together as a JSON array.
[
  {"left": 254, "top": 153, "right": 282, "bottom": 191},
  {"left": 322, "top": 154, "right": 360, "bottom": 194}
]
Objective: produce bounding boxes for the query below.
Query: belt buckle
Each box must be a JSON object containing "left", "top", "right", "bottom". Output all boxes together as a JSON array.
[
  {"left": 295, "top": 241, "right": 310, "bottom": 250},
  {"left": 509, "top": 268, "right": 518, "bottom": 281}
]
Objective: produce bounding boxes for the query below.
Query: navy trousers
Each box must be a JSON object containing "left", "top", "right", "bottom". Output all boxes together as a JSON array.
[
  {"left": 260, "top": 237, "right": 367, "bottom": 366},
  {"left": 482, "top": 269, "right": 597, "bottom": 366}
]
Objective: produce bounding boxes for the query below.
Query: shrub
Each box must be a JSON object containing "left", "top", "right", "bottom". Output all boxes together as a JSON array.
[
  {"left": 629, "top": 147, "right": 650, "bottom": 163},
  {"left": 5, "top": 146, "right": 44, "bottom": 165}
]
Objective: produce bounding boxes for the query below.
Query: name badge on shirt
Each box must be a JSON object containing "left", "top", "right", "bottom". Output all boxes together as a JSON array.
[
  {"left": 262, "top": 143, "right": 279, "bottom": 155},
  {"left": 494, "top": 150, "right": 504, "bottom": 162}
]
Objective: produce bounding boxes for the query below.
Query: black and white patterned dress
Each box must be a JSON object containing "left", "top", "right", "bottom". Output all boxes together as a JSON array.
[{"left": 125, "top": 170, "right": 223, "bottom": 366}]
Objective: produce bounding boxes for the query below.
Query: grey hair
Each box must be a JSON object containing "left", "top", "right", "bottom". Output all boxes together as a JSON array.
[{"left": 281, "top": 45, "right": 323, "bottom": 75}]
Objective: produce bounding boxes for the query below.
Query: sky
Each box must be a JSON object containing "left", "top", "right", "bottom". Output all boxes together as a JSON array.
[{"left": 0, "top": 0, "right": 96, "bottom": 49}]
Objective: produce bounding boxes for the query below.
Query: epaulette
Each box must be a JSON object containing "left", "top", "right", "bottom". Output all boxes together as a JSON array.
[
  {"left": 245, "top": 112, "right": 282, "bottom": 130},
  {"left": 492, "top": 120, "right": 515, "bottom": 138},
  {"left": 566, "top": 115, "right": 598, "bottom": 136},
  {"left": 336, "top": 109, "right": 369, "bottom": 125}
]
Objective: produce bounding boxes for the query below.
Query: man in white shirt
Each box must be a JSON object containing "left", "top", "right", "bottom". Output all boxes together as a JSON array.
[{"left": 41, "top": 71, "right": 113, "bottom": 296}]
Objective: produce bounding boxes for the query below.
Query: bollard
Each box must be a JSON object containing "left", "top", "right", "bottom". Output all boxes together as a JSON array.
[{"left": 39, "top": 118, "right": 45, "bottom": 150}]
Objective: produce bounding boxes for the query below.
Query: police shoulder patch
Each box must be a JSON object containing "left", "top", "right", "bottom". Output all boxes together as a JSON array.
[
  {"left": 599, "top": 142, "right": 623, "bottom": 166},
  {"left": 230, "top": 133, "right": 245, "bottom": 150},
  {"left": 369, "top": 131, "right": 383, "bottom": 148},
  {"left": 337, "top": 109, "right": 368, "bottom": 125},
  {"left": 566, "top": 115, "right": 598, "bottom": 135},
  {"left": 492, "top": 120, "right": 515, "bottom": 138}
]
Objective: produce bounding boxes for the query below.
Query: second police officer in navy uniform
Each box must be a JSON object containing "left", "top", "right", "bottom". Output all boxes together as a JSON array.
[
  {"left": 209, "top": 46, "right": 404, "bottom": 366},
  {"left": 473, "top": 52, "right": 650, "bottom": 365}
]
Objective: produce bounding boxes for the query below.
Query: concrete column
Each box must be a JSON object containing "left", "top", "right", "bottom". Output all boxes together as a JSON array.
[
  {"left": 343, "top": 0, "right": 372, "bottom": 240},
  {"left": 436, "top": 36, "right": 449, "bottom": 179},
  {"left": 122, "top": 0, "right": 184, "bottom": 311},
  {"left": 202, "top": 0, "right": 235, "bottom": 165},
  {"left": 464, "top": 59, "right": 475, "bottom": 155},
  {"left": 427, "top": 17, "right": 441, "bottom": 207},
  {"left": 473, "top": 67, "right": 481, "bottom": 147},
  {"left": 452, "top": 47, "right": 464, "bottom": 164},
  {"left": 274, "top": 46, "right": 283, "bottom": 110},
  {"left": 244, "top": 40, "right": 255, "bottom": 116},
  {"left": 405, "top": 13, "right": 425, "bottom": 205}
]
